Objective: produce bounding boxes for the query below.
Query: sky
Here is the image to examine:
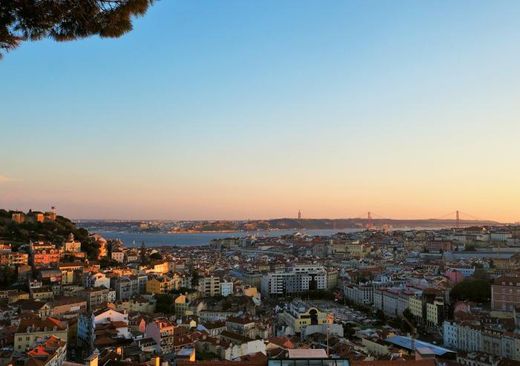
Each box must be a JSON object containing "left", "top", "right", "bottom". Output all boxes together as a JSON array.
[{"left": 1, "top": 0, "right": 520, "bottom": 222}]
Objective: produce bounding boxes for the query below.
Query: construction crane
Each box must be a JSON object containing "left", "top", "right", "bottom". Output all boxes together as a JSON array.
[{"left": 402, "top": 316, "right": 417, "bottom": 359}]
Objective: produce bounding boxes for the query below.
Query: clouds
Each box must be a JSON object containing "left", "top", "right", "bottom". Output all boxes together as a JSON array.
[{"left": 0, "top": 175, "right": 11, "bottom": 183}]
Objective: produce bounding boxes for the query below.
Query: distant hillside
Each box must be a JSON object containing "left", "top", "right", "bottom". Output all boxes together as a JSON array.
[
  {"left": 79, "top": 216, "right": 502, "bottom": 233},
  {"left": 242, "top": 218, "right": 500, "bottom": 230},
  {"left": 0, "top": 209, "right": 99, "bottom": 258}
]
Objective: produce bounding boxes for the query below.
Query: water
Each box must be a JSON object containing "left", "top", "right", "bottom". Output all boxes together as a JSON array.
[{"left": 95, "top": 229, "right": 363, "bottom": 248}]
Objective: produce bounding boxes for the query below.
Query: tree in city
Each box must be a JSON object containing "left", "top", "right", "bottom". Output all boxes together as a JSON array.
[
  {"left": 375, "top": 309, "right": 386, "bottom": 322},
  {"left": 450, "top": 279, "right": 491, "bottom": 303},
  {"left": 0, "top": 0, "right": 155, "bottom": 58},
  {"left": 155, "top": 294, "right": 175, "bottom": 314},
  {"left": 0, "top": 266, "right": 16, "bottom": 288},
  {"left": 465, "top": 244, "right": 476, "bottom": 251},
  {"left": 150, "top": 252, "right": 162, "bottom": 261},
  {"left": 191, "top": 269, "right": 200, "bottom": 288},
  {"left": 140, "top": 241, "right": 147, "bottom": 264}
]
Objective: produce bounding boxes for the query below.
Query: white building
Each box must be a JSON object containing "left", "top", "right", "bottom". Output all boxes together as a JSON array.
[
  {"left": 111, "top": 250, "right": 125, "bottom": 263},
  {"left": 220, "top": 281, "right": 233, "bottom": 297},
  {"left": 490, "top": 232, "right": 512, "bottom": 242},
  {"left": 94, "top": 308, "right": 128, "bottom": 325},
  {"left": 87, "top": 272, "right": 111, "bottom": 289},
  {"left": 220, "top": 331, "right": 266, "bottom": 360},
  {"left": 344, "top": 284, "right": 373, "bottom": 305},
  {"left": 198, "top": 276, "right": 221, "bottom": 297},
  {"left": 64, "top": 233, "right": 82, "bottom": 253},
  {"left": 78, "top": 308, "right": 129, "bottom": 351},
  {"left": 443, "top": 320, "right": 484, "bottom": 353},
  {"left": 373, "top": 287, "right": 415, "bottom": 318},
  {"left": 261, "top": 265, "right": 327, "bottom": 296}
]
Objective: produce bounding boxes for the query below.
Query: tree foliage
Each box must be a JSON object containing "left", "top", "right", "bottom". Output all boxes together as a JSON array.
[
  {"left": 150, "top": 252, "right": 162, "bottom": 261},
  {"left": 298, "top": 289, "right": 336, "bottom": 301},
  {"left": 0, "top": 0, "right": 155, "bottom": 58},
  {"left": 155, "top": 294, "right": 175, "bottom": 314},
  {"left": 450, "top": 279, "right": 491, "bottom": 303},
  {"left": 0, "top": 266, "right": 17, "bottom": 288}
]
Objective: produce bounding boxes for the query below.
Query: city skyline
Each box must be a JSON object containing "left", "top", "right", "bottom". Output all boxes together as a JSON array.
[
  {"left": 0, "top": 207, "right": 510, "bottom": 224},
  {"left": 2, "top": 2, "right": 520, "bottom": 364},
  {"left": 2, "top": 0, "right": 520, "bottom": 221}
]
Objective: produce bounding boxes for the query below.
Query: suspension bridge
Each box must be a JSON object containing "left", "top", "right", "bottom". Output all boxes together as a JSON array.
[{"left": 354, "top": 210, "right": 487, "bottom": 230}]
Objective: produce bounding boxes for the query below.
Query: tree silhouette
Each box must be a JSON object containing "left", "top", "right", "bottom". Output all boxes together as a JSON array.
[
  {"left": 450, "top": 279, "right": 491, "bottom": 303},
  {"left": 0, "top": 0, "right": 155, "bottom": 58}
]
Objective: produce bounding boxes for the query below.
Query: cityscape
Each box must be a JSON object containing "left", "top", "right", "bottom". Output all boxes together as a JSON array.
[
  {"left": 2, "top": 1, "right": 520, "bottom": 366},
  {"left": 0, "top": 208, "right": 520, "bottom": 366}
]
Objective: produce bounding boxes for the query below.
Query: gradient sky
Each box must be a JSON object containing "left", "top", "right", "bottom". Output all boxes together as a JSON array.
[{"left": 1, "top": 0, "right": 520, "bottom": 222}]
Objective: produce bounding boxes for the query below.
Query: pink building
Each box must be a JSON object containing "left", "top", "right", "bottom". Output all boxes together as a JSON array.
[{"left": 445, "top": 269, "right": 464, "bottom": 285}]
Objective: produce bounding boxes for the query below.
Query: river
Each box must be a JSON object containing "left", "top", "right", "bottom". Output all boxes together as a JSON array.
[{"left": 94, "top": 228, "right": 364, "bottom": 247}]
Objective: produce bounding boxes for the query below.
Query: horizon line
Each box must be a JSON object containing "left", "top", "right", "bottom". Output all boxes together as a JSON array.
[{"left": 72, "top": 216, "right": 507, "bottom": 224}]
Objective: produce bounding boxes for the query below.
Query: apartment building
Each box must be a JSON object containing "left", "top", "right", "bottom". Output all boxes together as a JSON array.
[
  {"left": 111, "top": 275, "right": 145, "bottom": 300},
  {"left": 78, "top": 308, "right": 129, "bottom": 352},
  {"left": 14, "top": 316, "right": 68, "bottom": 353},
  {"left": 198, "top": 276, "right": 221, "bottom": 297},
  {"left": 0, "top": 252, "right": 29, "bottom": 267},
  {"left": 146, "top": 276, "right": 174, "bottom": 295},
  {"left": 80, "top": 287, "right": 116, "bottom": 310},
  {"left": 111, "top": 250, "right": 125, "bottom": 263},
  {"left": 373, "top": 287, "right": 411, "bottom": 318},
  {"left": 261, "top": 265, "right": 327, "bottom": 296},
  {"left": 87, "top": 272, "right": 111, "bottom": 289},
  {"left": 30, "top": 242, "right": 60, "bottom": 268},
  {"left": 491, "top": 276, "right": 520, "bottom": 311},
  {"left": 25, "top": 335, "right": 66, "bottom": 366},
  {"left": 145, "top": 318, "right": 175, "bottom": 353},
  {"left": 443, "top": 320, "right": 520, "bottom": 360},
  {"left": 344, "top": 284, "right": 374, "bottom": 305},
  {"left": 408, "top": 291, "right": 445, "bottom": 329}
]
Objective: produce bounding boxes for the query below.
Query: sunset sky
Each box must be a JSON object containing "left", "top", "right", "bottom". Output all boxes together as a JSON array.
[{"left": 1, "top": 0, "right": 520, "bottom": 222}]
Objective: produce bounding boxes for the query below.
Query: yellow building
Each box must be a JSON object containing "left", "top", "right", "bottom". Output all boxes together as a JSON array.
[
  {"left": 0, "top": 290, "right": 29, "bottom": 304},
  {"left": 143, "top": 261, "right": 170, "bottom": 274},
  {"left": 116, "top": 297, "right": 156, "bottom": 313},
  {"left": 346, "top": 242, "right": 366, "bottom": 258},
  {"left": 426, "top": 299, "right": 444, "bottom": 326},
  {"left": 146, "top": 277, "right": 174, "bottom": 294},
  {"left": 332, "top": 242, "right": 347, "bottom": 255},
  {"left": 59, "top": 263, "right": 83, "bottom": 285},
  {"left": 408, "top": 295, "right": 423, "bottom": 319},
  {"left": 174, "top": 294, "right": 192, "bottom": 316},
  {"left": 279, "top": 300, "right": 330, "bottom": 334},
  {"left": 326, "top": 270, "right": 339, "bottom": 290},
  {"left": 31, "top": 287, "right": 54, "bottom": 301}
]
